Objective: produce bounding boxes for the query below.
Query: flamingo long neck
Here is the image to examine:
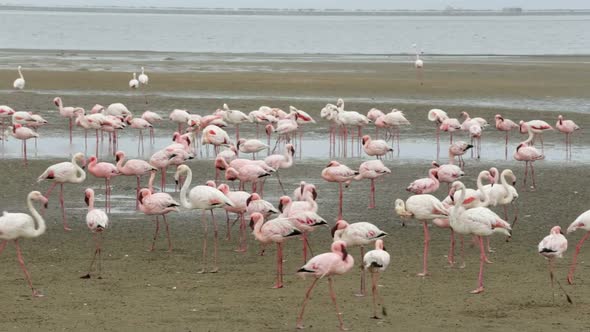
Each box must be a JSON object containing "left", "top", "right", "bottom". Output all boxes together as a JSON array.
[
  {"left": 27, "top": 196, "right": 46, "bottom": 237},
  {"left": 457, "top": 183, "right": 467, "bottom": 208},
  {"left": 141, "top": 67, "right": 145, "bottom": 75},
  {"left": 148, "top": 171, "right": 156, "bottom": 192},
  {"left": 72, "top": 156, "right": 87, "bottom": 183},
  {"left": 447, "top": 151, "right": 456, "bottom": 165},
  {"left": 476, "top": 172, "right": 489, "bottom": 206},
  {"left": 284, "top": 150, "right": 293, "bottom": 168},
  {"left": 18, "top": 67, "right": 23, "bottom": 79},
  {"left": 179, "top": 168, "right": 193, "bottom": 209},
  {"left": 116, "top": 155, "right": 126, "bottom": 171},
  {"left": 88, "top": 194, "right": 95, "bottom": 211},
  {"left": 523, "top": 129, "right": 535, "bottom": 146}
]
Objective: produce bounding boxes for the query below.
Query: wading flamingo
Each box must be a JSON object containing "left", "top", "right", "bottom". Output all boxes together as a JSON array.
[
  {"left": 519, "top": 120, "right": 552, "bottom": 153},
  {"left": 566, "top": 210, "right": 590, "bottom": 285},
  {"left": 362, "top": 135, "right": 393, "bottom": 159},
  {"left": 538, "top": 226, "right": 571, "bottom": 303},
  {"left": 321, "top": 161, "right": 358, "bottom": 220},
  {"left": 129, "top": 73, "right": 139, "bottom": 89},
  {"left": 0, "top": 191, "right": 48, "bottom": 297},
  {"left": 88, "top": 156, "right": 120, "bottom": 212},
  {"left": 514, "top": 127, "right": 544, "bottom": 190},
  {"left": 427, "top": 108, "right": 448, "bottom": 160},
  {"left": 406, "top": 168, "right": 439, "bottom": 195},
  {"left": 115, "top": 151, "right": 157, "bottom": 210},
  {"left": 495, "top": 114, "right": 518, "bottom": 159},
  {"left": 263, "top": 143, "right": 295, "bottom": 194},
  {"left": 80, "top": 188, "right": 109, "bottom": 279},
  {"left": 354, "top": 160, "right": 391, "bottom": 208},
  {"left": 11, "top": 123, "right": 38, "bottom": 165},
  {"left": 449, "top": 141, "right": 473, "bottom": 170},
  {"left": 13, "top": 66, "right": 25, "bottom": 90},
  {"left": 138, "top": 188, "right": 179, "bottom": 252},
  {"left": 556, "top": 114, "right": 580, "bottom": 160},
  {"left": 363, "top": 239, "right": 390, "bottom": 319}
]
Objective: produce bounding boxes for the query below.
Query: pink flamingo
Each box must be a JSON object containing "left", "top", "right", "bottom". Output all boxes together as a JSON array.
[
  {"left": 169, "top": 109, "right": 190, "bottom": 133},
  {"left": 225, "top": 165, "right": 272, "bottom": 193},
  {"left": 448, "top": 181, "right": 511, "bottom": 294},
  {"left": 125, "top": 115, "right": 152, "bottom": 154},
  {"left": 431, "top": 160, "right": 464, "bottom": 190},
  {"left": 321, "top": 161, "right": 358, "bottom": 220},
  {"left": 80, "top": 188, "right": 109, "bottom": 279},
  {"left": 449, "top": 141, "right": 473, "bottom": 170},
  {"left": 37, "top": 152, "right": 86, "bottom": 231},
  {"left": 374, "top": 109, "right": 410, "bottom": 154},
  {"left": 138, "top": 188, "right": 180, "bottom": 252},
  {"left": 115, "top": 151, "right": 157, "bottom": 209},
  {"left": 217, "top": 184, "right": 249, "bottom": 252},
  {"left": 149, "top": 149, "right": 175, "bottom": 192},
  {"left": 278, "top": 196, "right": 322, "bottom": 262},
  {"left": 440, "top": 117, "right": 462, "bottom": 144},
  {"left": 53, "top": 96, "right": 79, "bottom": 143},
  {"left": 413, "top": 44, "right": 424, "bottom": 84},
  {"left": 363, "top": 239, "right": 391, "bottom": 319},
  {"left": 469, "top": 124, "right": 482, "bottom": 159},
  {"left": 566, "top": 210, "right": 590, "bottom": 285},
  {"left": 367, "top": 108, "right": 385, "bottom": 137},
  {"left": 141, "top": 111, "right": 162, "bottom": 144},
  {"left": 538, "top": 226, "right": 572, "bottom": 303},
  {"left": 237, "top": 138, "right": 269, "bottom": 159},
  {"left": 246, "top": 193, "right": 279, "bottom": 219},
  {"left": 519, "top": 120, "right": 553, "bottom": 153},
  {"left": 354, "top": 160, "right": 391, "bottom": 208},
  {"left": 395, "top": 195, "right": 449, "bottom": 274},
  {"left": 0, "top": 191, "right": 48, "bottom": 297},
  {"left": 331, "top": 219, "right": 387, "bottom": 297},
  {"left": 202, "top": 125, "right": 231, "bottom": 155},
  {"left": 556, "top": 114, "right": 580, "bottom": 160},
  {"left": 406, "top": 168, "right": 440, "bottom": 195},
  {"left": 513, "top": 127, "right": 544, "bottom": 190},
  {"left": 295, "top": 240, "right": 354, "bottom": 331},
  {"left": 362, "top": 135, "right": 393, "bottom": 159},
  {"left": 251, "top": 213, "right": 302, "bottom": 288},
  {"left": 495, "top": 114, "right": 518, "bottom": 159},
  {"left": 175, "top": 165, "right": 235, "bottom": 273},
  {"left": 264, "top": 143, "right": 295, "bottom": 194},
  {"left": 88, "top": 156, "right": 120, "bottom": 212},
  {"left": 293, "top": 181, "right": 317, "bottom": 202},
  {"left": 428, "top": 108, "right": 449, "bottom": 159},
  {"left": 11, "top": 123, "right": 38, "bottom": 165},
  {"left": 0, "top": 105, "right": 15, "bottom": 139}
]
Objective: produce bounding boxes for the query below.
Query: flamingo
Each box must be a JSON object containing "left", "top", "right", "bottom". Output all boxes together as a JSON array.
[
  {"left": 54, "top": 97, "right": 81, "bottom": 143},
  {"left": 335, "top": 100, "right": 371, "bottom": 158},
  {"left": 362, "top": 135, "right": 393, "bottom": 159},
  {"left": 293, "top": 181, "right": 317, "bottom": 202},
  {"left": 138, "top": 188, "right": 179, "bottom": 252},
  {"left": 295, "top": 240, "right": 354, "bottom": 331},
  {"left": 495, "top": 114, "right": 518, "bottom": 159},
  {"left": 80, "top": 188, "right": 109, "bottom": 279},
  {"left": 115, "top": 151, "right": 157, "bottom": 210},
  {"left": 175, "top": 165, "right": 235, "bottom": 273},
  {"left": 125, "top": 116, "right": 152, "bottom": 154},
  {"left": 37, "top": 152, "right": 86, "bottom": 231},
  {"left": 217, "top": 184, "right": 249, "bottom": 251},
  {"left": 222, "top": 103, "right": 251, "bottom": 141},
  {"left": 556, "top": 115, "right": 580, "bottom": 160},
  {"left": 321, "top": 161, "right": 358, "bottom": 220},
  {"left": 169, "top": 109, "right": 190, "bottom": 133},
  {"left": 566, "top": 210, "right": 590, "bottom": 285},
  {"left": 0, "top": 105, "right": 15, "bottom": 142},
  {"left": 406, "top": 168, "right": 440, "bottom": 195},
  {"left": 225, "top": 165, "right": 272, "bottom": 193},
  {"left": 141, "top": 111, "right": 162, "bottom": 144},
  {"left": 427, "top": 108, "right": 449, "bottom": 159},
  {"left": 431, "top": 160, "right": 464, "bottom": 189},
  {"left": 246, "top": 193, "right": 279, "bottom": 219},
  {"left": 201, "top": 125, "right": 231, "bottom": 154},
  {"left": 375, "top": 109, "right": 410, "bottom": 154},
  {"left": 138, "top": 67, "right": 149, "bottom": 85},
  {"left": 469, "top": 124, "right": 482, "bottom": 159},
  {"left": 251, "top": 213, "right": 302, "bottom": 288},
  {"left": 354, "top": 160, "right": 391, "bottom": 208},
  {"left": 237, "top": 138, "right": 269, "bottom": 159},
  {"left": 460, "top": 111, "right": 488, "bottom": 131},
  {"left": 519, "top": 120, "right": 553, "bottom": 153},
  {"left": 538, "top": 226, "right": 572, "bottom": 303},
  {"left": 440, "top": 117, "right": 462, "bottom": 144},
  {"left": 448, "top": 181, "right": 511, "bottom": 294},
  {"left": 0, "top": 191, "right": 48, "bottom": 297},
  {"left": 278, "top": 196, "right": 322, "bottom": 262},
  {"left": 514, "top": 127, "right": 544, "bottom": 190},
  {"left": 331, "top": 219, "right": 387, "bottom": 297},
  {"left": 449, "top": 141, "right": 473, "bottom": 170},
  {"left": 129, "top": 73, "right": 139, "bottom": 89},
  {"left": 413, "top": 43, "right": 424, "bottom": 84},
  {"left": 263, "top": 143, "right": 295, "bottom": 194},
  {"left": 482, "top": 169, "right": 519, "bottom": 228},
  {"left": 10, "top": 124, "right": 38, "bottom": 165},
  {"left": 363, "top": 239, "right": 390, "bottom": 319},
  {"left": 395, "top": 195, "right": 448, "bottom": 274},
  {"left": 13, "top": 66, "right": 25, "bottom": 90},
  {"left": 105, "top": 103, "right": 132, "bottom": 118},
  {"left": 87, "top": 156, "right": 120, "bottom": 213}
]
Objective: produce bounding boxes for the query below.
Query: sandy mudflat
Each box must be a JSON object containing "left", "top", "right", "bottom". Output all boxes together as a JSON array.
[{"left": 1, "top": 53, "right": 590, "bottom": 331}]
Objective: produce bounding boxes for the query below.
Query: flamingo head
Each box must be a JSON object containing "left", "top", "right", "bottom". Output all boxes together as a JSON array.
[
  {"left": 431, "top": 160, "right": 440, "bottom": 168},
  {"left": 249, "top": 212, "right": 263, "bottom": 229},
  {"left": 361, "top": 135, "right": 370, "bottom": 145},
  {"left": 246, "top": 193, "right": 261, "bottom": 206},
  {"left": 326, "top": 160, "right": 341, "bottom": 168},
  {"left": 224, "top": 168, "right": 238, "bottom": 181},
  {"left": 73, "top": 153, "right": 86, "bottom": 169},
  {"left": 330, "top": 219, "right": 349, "bottom": 238},
  {"left": 137, "top": 188, "right": 151, "bottom": 205},
  {"left": 331, "top": 240, "right": 348, "bottom": 261},
  {"left": 205, "top": 180, "right": 216, "bottom": 188},
  {"left": 286, "top": 144, "right": 295, "bottom": 156},
  {"left": 53, "top": 97, "right": 61, "bottom": 107},
  {"left": 265, "top": 124, "right": 274, "bottom": 135},
  {"left": 495, "top": 114, "right": 503, "bottom": 121},
  {"left": 173, "top": 165, "right": 189, "bottom": 183},
  {"left": 88, "top": 156, "right": 97, "bottom": 164},
  {"left": 277, "top": 196, "right": 291, "bottom": 213},
  {"left": 214, "top": 157, "right": 227, "bottom": 171},
  {"left": 84, "top": 188, "right": 94, "bottom": 206},
  {"left": 375, "top": 239, "right": 385, "bottom": 251},
  {"left": 216, "top": 183, "right": 229, "bottom": 194},
  {"left": 30, "top": 191, "right": 49, "bottom": 208},
  {"left": 115, "top": 151, "right": 124, "bottom": 162},
  {"left": 124, "top": 116, "right": 132, "bottom": 125},
  {"left": 550, "top": 226, "right": 564, "bottom": 235}
]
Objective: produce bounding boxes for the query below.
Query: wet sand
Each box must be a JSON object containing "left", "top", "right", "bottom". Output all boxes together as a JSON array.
[{"left": 1, "top": 54, "right": 590, "bottom": 331}]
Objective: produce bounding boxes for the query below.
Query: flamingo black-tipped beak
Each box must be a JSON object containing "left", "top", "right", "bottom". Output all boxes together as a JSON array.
[
  {"left": 84, "top": 195, "right": 89, "bottom": 206},
  {"left": 246, "top": 195, "right": 253, "bottom": 206},
  {"left": 330, "top": 224, "right": 338, "bottom": 238}
]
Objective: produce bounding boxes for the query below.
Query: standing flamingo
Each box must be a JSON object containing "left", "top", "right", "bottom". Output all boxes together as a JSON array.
[
  {"left": 13, "top": 66, "right": 25, "bottom": 90},
  {"left": 125, "top": 116, "right": 152, "bottom": 154},
  {"left": 431, "top": 160, "right": 464, "bottom": 190},
  {"left": 556, "top": 115, "right": 580, "bottom": 160},
  {"left": 80, "top": 188, "right": 109, "bottom": 279},
  {"left": 413, "top": 44, "right": 424, "bottom": 85},
  {"left": 406, "top": 168, "right": 440, "bottom": 195},
  {"left": 169, "top": 109, "right": 191, "bottom": 133},
  {"left": 138, "top": 67, "right": 149, "bottom": 85},
  {"left": 519, "top": 120, "right": 553, "bottom": 153},
  {"left": 566, "top": 210, "right": 590, "bottom": 285},
  {"left": 237, "top": 138, "right": 269, "bottom": 159},
  {"left": 175, "top": 165, "right": 235, "bottom": 273},
  {"left": 538, "top": 226, "right": 571, "bottom": 303},
  {"left": 514, "top": 127, "right": 544, "bottom": 190},
  {"left": 362, "top": 135, "right": 393, "bottom": 159},
  {"left": 331, "top": 219, "right": 387, "bottom": 297},
  {"left": 54, "top": 97, "right": 81, "bottom": 143},
  {"left": 11, "top": 124, "right": 38, "bottom": 165},
  {"left": 0, "top": 191, "right": 47, "bottom": 297},
  {"left": 88, "top": 156, "right": 120, "bottom": 212},
  {"left": 364, "top": 239, "right": 390, "bottom": 319},
  {"left": 115, "top": 151, "right": 157, "bottom": 210},
  {"left": 321, "top": 161, "right": 358, "bottom": 220},
  {"left": 449, "top": 141, "right": 473, "bottom": 170},
  {"left": 138, "top": 188, "right": 179, "bottom": 252},
  {"left": 129, "top": 73, "right": 139, "bottom": 89},
  {"left": 495, "top": 114, "right": 518, "bottom": 159},
  {"left": 217, "top": 184, "right": 249, "bottom": 252},
  {"left": 395, "top": 195, "right": 449, "bottom": 274},
  {"left": 295, "top": 240, "right": 354, "bottom": 331},
  {"left": 448, "top": 181, "right": 511, "bottom": 294},
  {"left": 354, "top": 160, "right": 391, "bottom": 208},
  {"left": 264, "top": 143, "right": 295, "bottom": 194},
  {"left": 251, "top": 213, "right": 301, "bottom": 288},
  {"left": 427, "top": 108, "right": 449, "bottom": 160},
  {"left": 141, "top": 111, "right": 162, "bottom": 144},
  {"left": 37, "top": 153, "right": 86, "bottom": 231},
  {"left": 222, "top": 103, "right": 251, "bottom": 141}
]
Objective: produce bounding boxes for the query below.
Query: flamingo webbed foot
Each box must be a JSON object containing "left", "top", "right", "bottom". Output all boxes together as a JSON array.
[
  {"left": 567, "top": 275, "right": 574, "bottom": 285},
  {"left": 470, "top": 287, "right": 484, "bottom": 294},
  {"left": 417, "top": 272, "right": 430, "bottom": 277},
  {"left": 32, "top": 289, "right": 44, "bottom": 298},
  {"left": 197, "top": 269, "right": 206, "bottom": 274}
]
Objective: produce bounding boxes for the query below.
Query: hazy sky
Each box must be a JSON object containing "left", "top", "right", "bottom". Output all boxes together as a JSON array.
[{"left": 2, "top": 0, "right": 589, "bottom": 10}]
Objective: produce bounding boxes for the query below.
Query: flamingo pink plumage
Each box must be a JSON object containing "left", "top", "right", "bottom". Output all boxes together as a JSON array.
[
  {"left": 115, "top": 150, "right": 157, "bottom": 209},
  {"left": 513, "top": 127, "right": 544, "bottom": 190},
  {"left": 538, "top": 226, "right": 572, "bottom": 303},
  {"left": 519, "top": 119, "right": 553, "bottom": 153},
  {"left": 428, "top": 108, "right": 449, "bottom": 159},
  {"left": 354, "top": 160, "right": 391, "bottom": 208},
  {"left": 362, "top": 135, "right": 393, "bottom": 159},
  {"left": 0, "top": 191, "right": 48, "bottom": 297},
  {"left": 321, "top": 161, "right": 358, "bottom": 220},
  {"left": 406, "top": 168, "right": 440, "bottom": 195},
  {"left": 80, "top": 188, "right": 109, "bottom": 279},
  {"left": 363, "top": 239, "right": 390, "bottom": 319},
  {"left": 11, "top": 123, "right": 38, "bottom": 165},
  {"left": 138, "top": 188, "right": 179, "bottom": 252},
  {"left": 449, "top": 141, "right": 473, "bottom": 170},
  {"left": 264, "top": 143, "right": 295, "bottom": 194},
  {"left": 556, "top": 114, "right": 580, "bottom": 160},
  {"left": 88, "top": 156, "right": 120, "bottom": 212},
  {"left": 217, "top": 184, "right": 250, "bottom": 251},
  {"left": 566, "top": 210, "right": 590, "bottom": 285},
  {"left": 295, "top": 240, "right": 354, "bottom": 331},
  {"left": 495, "top": 114, "right": 518, "bottom": 159}
]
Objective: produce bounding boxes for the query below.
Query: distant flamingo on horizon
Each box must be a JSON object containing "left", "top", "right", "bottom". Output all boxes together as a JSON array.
[{"left": 556, "top": 114, "right": 580, "bottom": 160}]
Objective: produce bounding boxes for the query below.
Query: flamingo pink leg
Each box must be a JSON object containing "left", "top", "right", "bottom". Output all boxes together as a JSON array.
[
  {"left": 302, "top": 232, "right": 308, "bottom": 263},
  {"left": 14, "top": 240, "right": 43, "bottom": 297},
  {"left": 210, "top": 210, "right": 219, "bottom": 273},
  {"left": 370, "top": 271, "right": 384, "bottom": 319},
  {"left": 225, "top": 211, "right": 232, "bottom": 241},
  {"left": 368, "top": 179, "right": 376, "bottom": 208},
  {"left": 163, "top": 215, "right": 173, "bottom": 252},
  {"left": 198, "top": 210, "right": 208, "bottom": 274},
  {"left": 296, "top": 277, "right": 320, "bottom": 330},
  {"left": 150, "top": 216, "right": 160, "bottom": 251},
  {"left": 338, "top": 182, "right": 343, "bottom": 220},
  {"left": 448, "top": 229, "right": 456, "bottom": 266},
  {"left": 59, "top": 184, "right": 71, "bottom": 231},
  {"left": 328, "top": 277, "right": 347, "bottom": 331},
  {"left": 567, "top": 231, "right": 590, "bottom": 285},
  {"left": 471, "top": 236, "right": 485, "bottom": 294},
  {"left": 418, "top": 221, "right": 430, "bottom": 276},
  {"left": 273, "top": 242, "right": 284, "bottom": 288},
  {"left": 355, "top": 246, "right": 366, "bottom": 297}
]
